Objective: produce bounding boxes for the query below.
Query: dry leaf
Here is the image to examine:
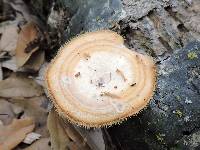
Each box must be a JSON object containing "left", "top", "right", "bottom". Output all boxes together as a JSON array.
[
  {"left": 0, "top": 0, "right": 44, "bottom": 71},
  {"left": 0, "top": 64, "right": 3, "bottom": 81},
  {"left": 1, "top": 56, "right": 18, "bottom": 71},
  {"left": 0, "top": 74, "right": 43, "bottom": 98},
  {"left": 23, "top": 138, "right": 51, "bottom": 150},
  {"left": 9, "top": 96, "right": 49, "bottom": 137},
  {"left": 0, "top": 22, "right": 18, "bottom": 53},
  {"left": 23, "top": 50, "right": 45, "bottom": 71},
  {"left": 0, "top": 117, "right": 35, "bottom": 150},
  {"left": 75, "top": 127, "right": 106, "bottom": 150},
  {"left": 15, "top": 22, "right": 40, "bottom": 67},
  {"left": 0, "top": 99, "right": 15, "bottom": 125},
  {"left": 35, "top": 62, "right": 49, "bottom": 87},
  {"left": 47, "top": 110, "right": 90, "bottom": 150},
  {"left": 9, "top": 0, "right": 32, "bottom": 22},
  {"left": 23, "top": 132, "right": 41, "bottom": 144},
  {"left": 47, "top": 110, "right": 72, "bottom": 150},
  {"left": 0, "top": 0, "right": 37, "bottom": 55},
  {"left": 1, "top": 50, "right": 45, "bottom": 72}
]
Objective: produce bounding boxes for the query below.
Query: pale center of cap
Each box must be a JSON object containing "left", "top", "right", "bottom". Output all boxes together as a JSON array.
[{"left": 72, "top": 51, "right": 135, "bottom": 106}]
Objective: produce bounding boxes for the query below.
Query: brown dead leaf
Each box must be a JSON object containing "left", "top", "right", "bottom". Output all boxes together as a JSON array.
[
  {"left": 23, "top": 132, "right": 41, "bottom": 144},
  {"left": 23, "top": 50, "right": 45, "bottom": 71},
  {"left": 0, "top": 23, "right": 18, "bottom": 54},
  {"left": 9, "top": 0, "right": 32, "bottom": 22},
  {"left": 47, "top": 109, "right": 90, "bottom": 150},
  {"left": 0, "top": 64, "right": 3, "bottom": 80},
  {"left": 75, "top": 127, "right": 106, "bottom": 150},
  {"left": 35, "top": 62, "right": 49, "bottom": 87},
  {"left": 9, "top": 96, "right": 49, "bottom": 137},
  {"left": 1, "top": 50, "right": 45, "bottom": 72},
  {"left": 0, "top": 117, "right": 35, "bottom": 150},
  {"left": 0, "top": 99, "right": 15, "bottom": 125},
  {"left": 23, "top": 138, "right": 51, "bottom": 150},
  {"left": 47, "top": 110, "right": 71, "bottom": 150},
  {"left": 0, "top": 74, "right": 43, "bottom": 98},
  {"left": 15, "top": 22, "right": 40, "bottom": 67},
  {"left": 1, "top": 56, "right": 18, "bottom": 71}
]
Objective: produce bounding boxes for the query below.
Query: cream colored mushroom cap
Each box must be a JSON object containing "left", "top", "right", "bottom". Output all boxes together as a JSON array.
[{"left": 46, "top": 30, "right": 156, "bottom": 128}]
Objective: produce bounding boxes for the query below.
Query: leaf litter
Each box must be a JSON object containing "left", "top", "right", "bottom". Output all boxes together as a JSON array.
[{"left": 0, "top": 0, "right": 106, "bottom": 150}]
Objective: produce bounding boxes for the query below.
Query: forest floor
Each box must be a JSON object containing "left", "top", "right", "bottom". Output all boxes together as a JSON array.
[{"left": 0, "top": 0, "right": 200, "bottom": 150}]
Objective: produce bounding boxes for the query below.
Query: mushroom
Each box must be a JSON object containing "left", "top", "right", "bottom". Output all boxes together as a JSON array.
[{"left": 45, "top": 30, "right": 157, "bottom": 128}]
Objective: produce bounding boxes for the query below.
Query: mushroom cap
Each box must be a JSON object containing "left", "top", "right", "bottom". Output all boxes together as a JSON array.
[{"left": 46, "top": 30, "right": 156, "bottom": 128}]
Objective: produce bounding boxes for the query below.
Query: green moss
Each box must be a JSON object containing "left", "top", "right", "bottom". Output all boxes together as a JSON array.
[
  {"left": 156, "top": 133, "right": 164, "bottom": 143},
  {"left": 174, "top": 55, "right": 179, "bottom": 59},
  {"left": 175, "top": 95, "right": 181, "bottom": 101},
  {"left": 96, "top": 16, "right": 101, "bottom": 21},
  {"left": 175, "top": 110, "right": 183, "bottom": 118},
  {"left": 187, "top": 52, "right": 198, "bottom": 60},
  {"left": 170, "top": 146, "right": 182, "bottom": 150}
]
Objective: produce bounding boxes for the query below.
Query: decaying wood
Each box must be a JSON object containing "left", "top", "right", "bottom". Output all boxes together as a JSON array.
[{"left": 24, "top": 0, "right": 200, "bottom": 149}]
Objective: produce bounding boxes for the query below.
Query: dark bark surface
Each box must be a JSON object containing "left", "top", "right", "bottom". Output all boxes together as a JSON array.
[
  {"left": 108, "top": 41, "right": 200, "bottom": 150},
  {"left": 26, "top": 0, "right": 200, "bottom": 149}
]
